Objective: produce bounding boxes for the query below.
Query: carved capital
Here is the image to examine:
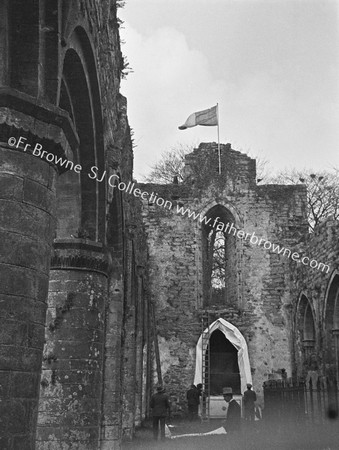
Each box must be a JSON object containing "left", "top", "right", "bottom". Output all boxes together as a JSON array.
[{"left": 51, "top": 238, "right": 108, "bottom": 276}]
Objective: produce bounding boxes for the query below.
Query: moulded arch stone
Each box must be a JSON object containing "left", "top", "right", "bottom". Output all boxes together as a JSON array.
[
  {"left": 323, "top": 270, "right": 339, "bottom": 323},
  {"left": 296, "top": 293, "right": 316, "bottom": 333},
  {"left": 197, "top": 199, "right": 243, "bottom": 229},
  {"left": 296, "top": 292, "right": 316, "bottom": 321},
  {"left": 322, "top": 270, "right": 339, "bottom": 375},
  {"left": 58, "top": 25, "right": 106, "bottom": 241}
]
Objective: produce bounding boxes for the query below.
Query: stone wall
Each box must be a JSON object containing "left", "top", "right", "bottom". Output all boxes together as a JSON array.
[
  {"left": 288, "top": 219, "right": 339, "bottom": 379},
  {"left": 140, "top": 143, "right": 308, "bottom": 412},
  {"left": 0, "top": 144, "right": 59, "bottom": 449},
  {"left": 0, "top": 1, "right": 149, "bottom": 449},
  {"left": 120, "top": 194, "right": 150, "bottom": 441},
  {"left": 37, "top": 264, "right": 107, "bottom": 449},
  {"left": 1, "top": 0, "right": 336, "bottom": 445}
]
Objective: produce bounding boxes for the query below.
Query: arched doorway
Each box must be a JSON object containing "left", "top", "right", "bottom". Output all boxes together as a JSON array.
[{"left": 194, "top": 318, "right": 252, "bottom": 417}]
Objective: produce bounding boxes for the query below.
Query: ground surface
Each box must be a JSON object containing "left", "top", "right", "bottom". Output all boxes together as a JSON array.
[{"left": 122, "top": 418, "right": 339, "bottom": 450}]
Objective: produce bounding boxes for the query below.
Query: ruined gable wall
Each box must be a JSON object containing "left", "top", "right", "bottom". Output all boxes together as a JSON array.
[{"left": 140, "top": 143, "right": 308, "bottom": 412}]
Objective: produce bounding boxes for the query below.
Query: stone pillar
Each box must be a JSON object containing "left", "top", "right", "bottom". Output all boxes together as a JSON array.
[
  {"left": 134, "top": 275, "right": 145, "bottom": 427},
  {"left": 36, "top": 239, "right": 108, "bottom": 450},
  {"left": 0, "top": 89, "right": 77, "bottom": 449},
  {"left": 333, "top": 329, "right": 339, "bottom": 381},
  {"left": 100, "top": 189, "right": 125, "bottom": 450},
  {"left": 99, "top": 277, "right": 124, "bottom": 450},
  {"left": 121, "top": 305, "right": 137, "bottom": 440},
  {"left": 121, "top": 241, "right": 137, "bottom": 440}
]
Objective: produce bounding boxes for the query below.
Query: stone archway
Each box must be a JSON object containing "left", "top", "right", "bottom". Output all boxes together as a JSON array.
[
  {"left": 296, "top": 294, "right": 316, "bottom": 375},
  {"left": 194, "top": 318, "right": 252, "bottom": 394},
  {"left": 194, "top": 318, "right": 252, "bottom": 418}
]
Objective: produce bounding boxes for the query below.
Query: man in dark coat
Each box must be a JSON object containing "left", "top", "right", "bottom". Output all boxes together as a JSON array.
[
  {"left": 223, "top": 387, "right": 241, "bottom": 433},
  {"left": 196, "top": 383, "right": 206, "bottom": 416},
  {"left": 186, "top": 384, "right": 199, "bottom": 420},
  {"left": 243, "top": 383, "right": 257, "bottom": 421},
  {"left": 150, "top": 386, "right": 170, "bottom": 441}
]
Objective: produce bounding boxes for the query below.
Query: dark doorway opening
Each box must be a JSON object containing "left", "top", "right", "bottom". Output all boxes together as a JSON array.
[{"left": 206, "top": 329, "right": 240, "bottom": 395}]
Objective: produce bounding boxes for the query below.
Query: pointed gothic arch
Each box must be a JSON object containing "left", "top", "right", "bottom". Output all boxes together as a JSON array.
[
  {"left": 296, "top": 294, "right": 316, "bottom": 373},
  {"left": 56, "top": 26, "right": 105, "bottom": 242},
  {"left": 194, "top": 318, "right": 252, "bottom": 395}
]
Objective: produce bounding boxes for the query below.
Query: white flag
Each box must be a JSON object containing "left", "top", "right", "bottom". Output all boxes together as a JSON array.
[{"left": 179, "top": 105, "right": 218, "bottom": 130}]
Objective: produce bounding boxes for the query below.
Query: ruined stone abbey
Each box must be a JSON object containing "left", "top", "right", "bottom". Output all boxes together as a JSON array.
[{"left": 0, "top": 1, "right": 338, "bottom": 449}]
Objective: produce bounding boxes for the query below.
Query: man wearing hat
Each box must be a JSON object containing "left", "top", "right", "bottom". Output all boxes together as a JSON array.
[
  {"left": 243, "top": 383, "right": 257, "bottom": 422},
  {"left": 222, "top": 387, "right": 241, "bottom": 432},
  {"left": 150, "top": 385, "right": 171, "bottom": 441}
]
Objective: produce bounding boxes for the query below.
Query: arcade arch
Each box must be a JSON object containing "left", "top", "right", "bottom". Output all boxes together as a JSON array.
[
  {"left": 56, "top": 27, "right": 105, "bottom": 242},
  {"left": 296, "top": 294, "right": 316, "bottom": 369}
]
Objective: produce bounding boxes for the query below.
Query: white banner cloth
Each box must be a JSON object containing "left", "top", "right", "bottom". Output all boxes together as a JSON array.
[{"left": 193, "top": 318, "right": 252, "bottom": 394}]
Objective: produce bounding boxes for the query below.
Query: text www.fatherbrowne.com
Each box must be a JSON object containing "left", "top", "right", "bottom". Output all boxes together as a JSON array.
[
  {"left": 175, "top": 204, "right": 330, "bottom": 274},
  {"left": 7, "top": 135, "right": 329, "bottom": 273}
]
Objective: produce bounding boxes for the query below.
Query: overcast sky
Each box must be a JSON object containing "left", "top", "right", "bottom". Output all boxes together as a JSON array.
[{"left": 119, "top": 0, "right": 339, "bottom": 180}]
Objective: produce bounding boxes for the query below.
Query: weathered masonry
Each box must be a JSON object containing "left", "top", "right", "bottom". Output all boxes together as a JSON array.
[
  {"left": 0, "top": 0, "right": 338, "bottom": 447},
  {"left": 289, "top": 219, "right": 339, "bottom": 382},
  {"left": 0, "top": 1, "right": 150, "bottom": 449},
  {"left": 139, "top": 142, "right": 310, "bottom": 414},
  {"left": 140, "top": 143, "right": 339, "bottom": 418}
]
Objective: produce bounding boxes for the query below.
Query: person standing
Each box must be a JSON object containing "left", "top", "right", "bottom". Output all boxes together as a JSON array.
[
  {"left": 196, "top": 383, "right": 206, "bottom": 417},
  {"left": 243, "top": 383, "right": 257, "bottom": 421},
  {"left": 150, "top": 385, "right": 171, "bottom": 441},
  {"left": 186, "top": 384, "right": 200, "bottom": 420},
  {"left": 222, "top": 387, "right": 241, "bottom": 433}
]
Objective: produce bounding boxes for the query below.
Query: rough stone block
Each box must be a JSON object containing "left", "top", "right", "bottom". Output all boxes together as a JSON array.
[
  {"left": 0, "top": 231, "right": 50, "bottom": 273},
  {"left": 0, "top": 173, "right": 23, "bottom": 201}
]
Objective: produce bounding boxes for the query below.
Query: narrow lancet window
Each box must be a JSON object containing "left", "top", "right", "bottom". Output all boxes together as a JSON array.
[
  {"left": 202, "top": 205, "right": 237, "bottom": 307},
  {"left": 209, "top": 229, "right": 226, "bottom": 289}
]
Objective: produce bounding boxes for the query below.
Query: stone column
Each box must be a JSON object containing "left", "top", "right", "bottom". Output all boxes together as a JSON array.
[
  {"left": 99, "top": 276, "right": 124, "bottom": 450},
  {"left": 333, "top": 329, "right": 339, "bottom": 381},
  {"left": 121, "top": 240, "right": 137, "bottom": 441},
  {"left": 36, "top": 239, "right": 108, "bottom": 450},
  {"left": 134, "top": 275, "right": 145, "bottom": 427},
  {"left": 0, "top": 88, "right": 77, "bottom": 449}
]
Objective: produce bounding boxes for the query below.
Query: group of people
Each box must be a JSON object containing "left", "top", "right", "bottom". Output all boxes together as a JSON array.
[
  {"left": 149, "top": 382, "right": 257, "bottom": 440},
  {"left": 222, "top": 383, "right": 257, "bottom": 432}
]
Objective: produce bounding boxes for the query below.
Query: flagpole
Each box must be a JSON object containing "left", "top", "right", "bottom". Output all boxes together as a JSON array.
[{"left": 217, "top": 103, "right": 221, "bottom": 174}]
